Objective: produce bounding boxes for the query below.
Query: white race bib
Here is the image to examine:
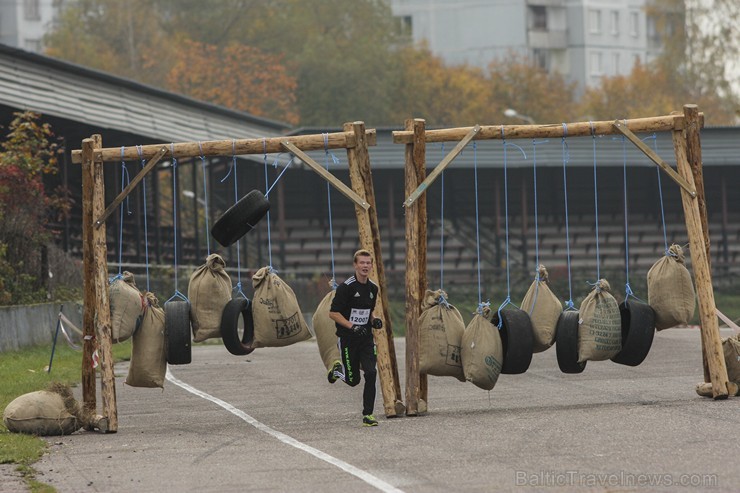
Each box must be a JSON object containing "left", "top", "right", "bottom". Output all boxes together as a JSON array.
[{"left": 349, "top": 308, "right": 370, "bottom": 325}]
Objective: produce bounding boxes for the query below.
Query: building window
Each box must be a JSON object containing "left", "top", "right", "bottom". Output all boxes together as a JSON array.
[
  {"left": 398, "top": 15, "right": 412, "bottom": 36},
  {"left": 610, "top": 11, "right": 619, "bottom": 35},
  {"left": 630, "top": 11, "right": 639, "bottom": 37},
  {"left": 24, "top": 38, "right": 42, "bottom": 52},
  {"left": 529, "top": 5, "right": 547, "bottom": 30},
  {"left": 532, "top": 48, "right": 549, "bottom": 70},
  {"left": 612, "top": 52, "right": 620, "bottom": 75},
  {"left": 24, "top": 0, "right": 41, "bottom": 21},
  {"left": 589, "top": 10, "right": 601, "bottom": 34},
  {"left": 590, "top": 51, "right": 603, "bottom": 75}
]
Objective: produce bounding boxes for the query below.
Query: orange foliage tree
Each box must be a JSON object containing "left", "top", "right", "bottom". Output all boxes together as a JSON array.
[{"left": 165, "top": 40, "right": 299, "bottom": 125}]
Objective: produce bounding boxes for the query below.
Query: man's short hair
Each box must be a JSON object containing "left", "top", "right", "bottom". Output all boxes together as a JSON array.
[{"left": 353, "top": 249, "right": 373, "bottom": 263}]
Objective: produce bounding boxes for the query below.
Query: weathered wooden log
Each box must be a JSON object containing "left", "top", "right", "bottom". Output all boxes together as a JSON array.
[{"left": 81, "top": 138, "right": 97, "bottom": 421}]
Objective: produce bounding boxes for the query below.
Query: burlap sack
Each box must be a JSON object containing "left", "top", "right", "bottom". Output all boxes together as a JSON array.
[
  {"left": 647, "top": 244, "right": 696, "bottom": 330},
  {"left": 520, "top": 265, "right": 562, "bottom": 353},
  {"left": 126, "top": 292, "right": 167, "bottom": 388},
  {"left": 461, "top": 307, "right": 503, "bottom": 390},
  {"left": 723, "top": 335, "right": 740, "bottom": 383},
  {"left": 578, "top": 279, "right": 622, "bottom": 362},
  {"left": 251, "top": 266, "right": 311, "bottom": 347},
  {"left": 188, "top": 253, "right": 232, "bottom": 342},
  {"left": 419, "top": 289, "right": 465, "bottom": 381},
  {"left": 109, "top": 271, "right": 144, "bottom": 343},
  {"left": 3, "top": 387, "right": 80, "bottom": 436},
  {"left": 312, "top": 289, "right": 341, "bottom": 370}
]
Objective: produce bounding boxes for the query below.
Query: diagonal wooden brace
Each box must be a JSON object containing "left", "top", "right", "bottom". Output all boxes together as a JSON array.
[
  {"left": 404, "top": 124, "right": 481, "bottom": 208},
  {"left": 94, "top": 146, "right": 168, "bottom": 228},
  {"left": 612, "top": 120, "right": 696, "bottom": 198},
  {"left": 281, "top": 141, "right": 369, "bottom": 211}
]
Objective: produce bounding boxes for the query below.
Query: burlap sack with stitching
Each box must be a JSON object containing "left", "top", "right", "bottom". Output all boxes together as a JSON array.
[
  {"left": 188, "top": 253, "right": 232, "bottom": 342},
  {"left": 461, "top": 307, "right": 503, "bottom": 390},
  {"left": 723, "top": 335, "right": 740, "bottom": 383},
  {"left": 419, "top": 289, "right": 465, "bottom": 381},
  {"left": 251, "top": 266, "right": 311, "bottom": 348},
  {"left": 3, "top": 387, "right": 80, "bottom": 436},
  {"left": 520, "top": 265, "right": 562, "bottom": 353},
  {"left": 126, "top": 292, "right": 167, "bottom": 388},
  {"left": 578, "top": 279, "right": 622, "bottom": 362},
  {"left": 109, "top": 271, "right": 144, "bottom": 343},
  {"left": 312, "top": 289, "right": 341, "bottom": 370},
  {"left": 647, "top": 244, "right": 696, "bottom": 330}
]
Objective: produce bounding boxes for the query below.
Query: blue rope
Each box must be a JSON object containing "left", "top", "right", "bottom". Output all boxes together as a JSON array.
[
  {"left": 166, "top": 143, "right": 187, "bottom": 303},
  {"left": 231, "top": 141, "right": 247, "bottom": 300},
  {"left": 198, "top": 142, "right": 211, "bottom": 256},
  {"left": 591, "top": 122, "right": 601, "bottom": 281},
  {"left": 527, "top": 139, "right": 548, "bottom": 317},
  {"left": 621, "top": 131, "right": 633, "bottom": 301},
  {"left": 561, "top": 124, "right": 575, "bottom": 310},
  {"left": 472, "top": 141, "right": 485, "bottom": 313},
  {"left": 323, "top": 133, "right": 339, "bottom": 290},
  {"left": 265, "top": 156, "right": 294, "bottom": 197},
  {"left": 263, "top": 141, "right": 274, "bottom": 269},
  {"left": 644, "top": 133, "right": 669, "bottom": 254},
  {"left": 136, "top": 146, "right": 150, "bottom": 292},
  {"left": 117, "top": 146, "right": 132, "bottom": 275},
  {"left": 438, "top": 143, "right": 446, "bottom": 290}
]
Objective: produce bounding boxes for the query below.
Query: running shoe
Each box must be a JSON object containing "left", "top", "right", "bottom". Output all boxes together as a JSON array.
[
  {"left": 362, "top": 414, "right": 378, "bottom": 427},
  {"left": 327, "top": 360, "right": 342, "bottom": 384}
]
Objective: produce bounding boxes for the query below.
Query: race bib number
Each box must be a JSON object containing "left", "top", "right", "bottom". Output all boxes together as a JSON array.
[{"left": 349, "top": 308, "right": 370, "bottom": 325}]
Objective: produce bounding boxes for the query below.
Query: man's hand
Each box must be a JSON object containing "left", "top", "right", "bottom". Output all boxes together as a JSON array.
[
  {"left": 351, "top": 324, "right": 370, "bottom": 336},
  {"left": 371, "top": 318, "right": 383, "bottom": 330}
]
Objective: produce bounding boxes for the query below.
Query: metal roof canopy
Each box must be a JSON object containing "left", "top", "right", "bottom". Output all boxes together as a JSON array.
[{"left": 0, "top": 44, "right": 290, "bottom": 146}]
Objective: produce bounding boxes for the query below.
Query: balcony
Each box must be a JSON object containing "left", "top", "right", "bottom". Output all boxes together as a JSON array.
[{"left": 528, "top": 29, "right": 567, "bottom": 49}]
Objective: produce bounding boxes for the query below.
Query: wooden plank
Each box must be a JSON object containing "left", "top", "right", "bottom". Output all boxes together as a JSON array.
[
  {"left": 91, "top": 136, "right": 118, "bottom": 431},
  {"left": 72, "top": 129, "right": 378, "bottom": 163},
  {"left": 404, "top": 124, "right": 480, "bottom": 208},
  {"left": 81, "top": 138, "right": 97, "bottom": 422},
  {"left": 672, "top": 128, "right": 729, "bottom": 399},
  {"left": 281, "top": 140, "right": 370, "bottom": 211},
  {"left": 612, "top": 120, "right": 696, "bottom": 198},
  {"left": 392, "top": 114, "right": 684, "bottom": 144},
  {"left": 344, "top": 122, "right": 404, "bottom": 418},
  {"left": 94, "top": 146, "right": 168, "bottom": 228},
  {"left": 414, "top": 120, "right": 429, "bottom": 414}
]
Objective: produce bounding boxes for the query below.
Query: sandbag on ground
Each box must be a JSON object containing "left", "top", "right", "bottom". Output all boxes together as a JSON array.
[
  {"left": 312, "top": 289, "right": 341, "bottom": 370},
  {"left": 647, "top": 244, "right": 696, "bottom": 330},
  {"left": 578, "top": 279, "right": 622, "bottom": 363},
  {"left": 251, "top": 267, "right": 312, "bottom": 348},
  {"left": 520, "top": 265, "right": 562, "bottom": 353},
  {"left": 188, "top": 253, "right": 232, "bottom": 342},
  {"left": 419, "top": 289, "right": 465, "bottom": 381},
  {"left": 3, "top": 383, "right": 83, "bottom": 436}
]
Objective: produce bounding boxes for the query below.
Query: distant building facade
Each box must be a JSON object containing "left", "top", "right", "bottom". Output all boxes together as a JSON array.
[
  {"left": 0, "top": 0, "right": 64, "bottom": 53},
  {"left": 390, "top": 0, "right": 663, "bottom": 91}
]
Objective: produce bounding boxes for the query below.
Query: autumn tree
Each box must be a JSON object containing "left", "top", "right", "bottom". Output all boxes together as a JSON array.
[
  {"left": 166, "top": 41, "right": 299, "bottom": 125},
  {"left": 0, "top": 112, "right": 70, "bottom": 304}
]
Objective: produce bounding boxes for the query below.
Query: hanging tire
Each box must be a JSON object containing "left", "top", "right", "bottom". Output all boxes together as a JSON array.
[
  {"left": 493, "top": 307, "right": 534, "bottom": 375},
  {"left": 165, "top": 300, "right": 192, "bottom": 365},
  {"left": 611, "top": 300, "right": 655, "bottom": 367},
  {"left": 220, "top": 297, "right": 255, "bottom": 356},
  {"left": 211, "top": 190, "right": 270, "bottom": 247},
  {"left": 556, "top": 310, "right": 586, "bottom": 374}
]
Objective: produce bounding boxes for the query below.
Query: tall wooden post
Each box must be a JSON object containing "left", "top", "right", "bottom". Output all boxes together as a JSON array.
[
  {"left": 81, "top": 138, "right": 97, "bottom": 418},
  {"left": 91, "top": 136, "right": 119, "bottom": 431},
  {"left": 345, "top": 121, "right": 405, "bottom": 417},
  {"left": 404, "top": 118, "right": 426, "bottom": 415},
  {"left": 672, "top": 121, "right": 729, "bottom": 399}
]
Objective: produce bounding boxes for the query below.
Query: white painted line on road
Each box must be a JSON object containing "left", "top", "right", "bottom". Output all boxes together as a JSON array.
[{"left": 166, "top": 369, "right": 405, "bottom": 493}]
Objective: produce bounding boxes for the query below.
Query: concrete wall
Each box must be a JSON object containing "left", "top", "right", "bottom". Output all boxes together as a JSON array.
[{"left": 0, "top": 302, "right": 83, "bottom": 352}]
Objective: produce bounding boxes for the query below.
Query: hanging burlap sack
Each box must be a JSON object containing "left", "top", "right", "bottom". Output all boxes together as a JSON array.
[
  {"left": 311, "top": 289, "right": 341, "bottom": 371},
  {"left": 520, "top": 265, "right": 562, "bottom": 353},
  {"left": 109, "top": 271, "right": 145, "bottom": 343},
  {"left": 647, "top": 244, "right": 696, "bottom": 330},
  {"left": 419, "top": 289, "right": 465, "bottom": 381},
  {"left": 577, "top": 279, "right": 622, "bottom": 362},
  {"left": 126, "top": 292, "right": 167, "bottom": 388},
  {"left": 188, "top": 253, "right": 232, "bottom": 342},
  {"left": 251, "top": 266, "right": 312, "bottom": 348},
  {"left": 723, "top": 334, "right": 740, "bottom": 383},
  {"left": 461, "top": 306, "right": 503, "bottom": 390},
  {"left": 3, "top": 383, "right": 82, "bottom": 436}
]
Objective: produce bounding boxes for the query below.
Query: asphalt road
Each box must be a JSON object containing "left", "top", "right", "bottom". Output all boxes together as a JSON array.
[{"left": 25, "top": 328, "right": 740, "bottom": 492}]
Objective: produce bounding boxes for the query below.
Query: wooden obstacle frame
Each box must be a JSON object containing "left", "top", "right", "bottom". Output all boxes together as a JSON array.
[
  {"left": 392, "top": 104, "right": 731, "bottom": 415},
  {"left": 71, "top": 122, "right": 406, "bottom": 432}
]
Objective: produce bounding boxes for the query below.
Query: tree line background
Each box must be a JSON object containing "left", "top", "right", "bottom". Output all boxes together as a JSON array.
[{"left": 44, "top": 0, "right": 740, "bottom": 127}]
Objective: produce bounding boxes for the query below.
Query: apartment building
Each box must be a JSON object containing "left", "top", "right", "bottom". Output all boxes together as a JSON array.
[
  {"left": 390, "top": 0, "right": 662, "bottom": 90},
  {"left": 0, "top": 0, "right": 64, "bottom": 53}
]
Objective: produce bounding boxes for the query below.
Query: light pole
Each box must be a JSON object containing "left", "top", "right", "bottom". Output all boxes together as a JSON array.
[{"left": 504, "top": 108, "right": 536, "bottom": 124}]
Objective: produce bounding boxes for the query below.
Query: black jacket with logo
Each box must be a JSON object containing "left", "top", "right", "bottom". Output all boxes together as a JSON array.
[{"left": 330, "top": 275, "right": 378, "bottom": 338}]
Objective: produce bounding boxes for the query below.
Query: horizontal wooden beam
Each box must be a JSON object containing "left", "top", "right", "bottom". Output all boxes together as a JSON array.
[
  {"left": 71, "top": 128, "right": 377, "bottom": 164},
  {"left": 392, "top": 114, "right": 696, "bottom": 144}
]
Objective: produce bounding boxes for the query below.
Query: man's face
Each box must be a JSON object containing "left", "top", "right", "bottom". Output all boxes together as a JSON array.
[{"left": 354, "top": 256, "right": 373, "bottom": 276}]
